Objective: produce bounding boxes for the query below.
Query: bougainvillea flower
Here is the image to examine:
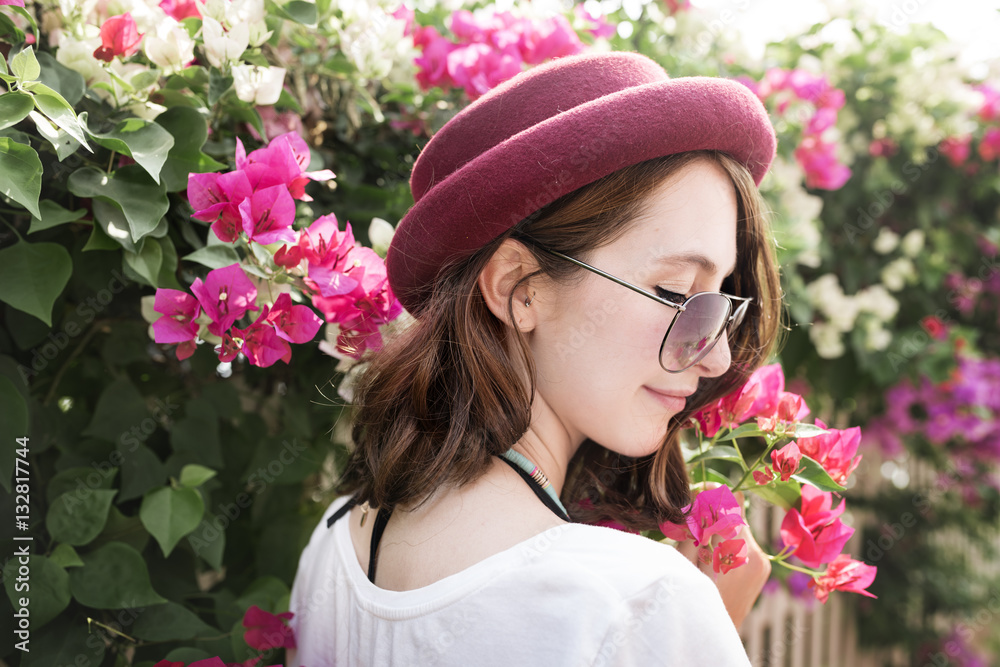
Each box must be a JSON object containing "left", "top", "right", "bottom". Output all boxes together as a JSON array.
[
  {"left": 712, "top": 538, "right": 748, "bottom": 574},
  {"left": 93, "top": 13, "right": 144, "bottom": 62},
  {"left": 795, "top": 136, "right": 852, "bottom": 190},
  {"left": 274, "top": 242, "right": 303, "bottom": 269},
  {"left": 238, "top": 184, "right": 297, "bottom": 246},
  {"left": 796, "top": 417, "right": 862, "bottom": 485},
  {"left": 809, "top": 554, "right": 877, "bottom": 603},
  {"left": 756, "top": 390, "right": 810, "bottom": 432},
  {"left": 299, "top": 214, "right": 356, "bottom": 270},
  {"left": 152, "top": 289, "right": 201, "bottom": 344},
  {"left": 574, "top": 4, "right": 616, "bottom": 38},
  {"left": 779, "top": 486, "right": 854, "bottom": 568},
  {"left": 752, "top": 467, "right": 774, "bottom": 485},
  {"left": 265, "top": 292, "right": 323, "bottom": 344},
  {"left": 658, "top": 485, "right": 745, "bottom": 547},
  {"left": 0, "top": 0, "right": 27, "bottom": 6},
  {"left": 187, "top": 170, "right": 254, "bottom": 243},
  {"left": 236, "top": 133, "right": 335, "bottom": 201},
  {"left": 769, "top": 442, "right": 803, "bottom": 482},
  {"left": 159, "top": 0, "right": 201, "bottom": 20},
  {"left": 190, "top": 263, "right": 259, "bottom": 337},
  {"left": 694, "top": 362, "right": 796, "bottom": 437},
  {"left": 233, "top": 313, "right": 292, "bottom": 368},
  {"left": 242, "top": 604, "right": 296, "bottom": 651}
]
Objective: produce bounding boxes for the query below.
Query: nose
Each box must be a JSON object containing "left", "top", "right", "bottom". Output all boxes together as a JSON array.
[{"left": 693, "top": 327, "right": 732, "bottom": 378}]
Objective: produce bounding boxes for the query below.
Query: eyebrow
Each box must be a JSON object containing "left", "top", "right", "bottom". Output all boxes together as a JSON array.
[{"left": 653, "top": 252, "right": 736, "bottom": 277}]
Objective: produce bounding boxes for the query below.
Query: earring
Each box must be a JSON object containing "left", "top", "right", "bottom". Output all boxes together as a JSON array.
[{"left": 524, "top": 293, "right": 534, "bottom": 307}]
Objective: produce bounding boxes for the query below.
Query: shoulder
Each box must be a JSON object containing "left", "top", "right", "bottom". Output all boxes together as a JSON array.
[{"left": 536, "top": 524, "right": 752, "bottom": 666}]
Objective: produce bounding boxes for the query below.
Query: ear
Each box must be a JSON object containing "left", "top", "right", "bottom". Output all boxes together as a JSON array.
[{"left": 478, "top": 238, "right": 541, "bottom": 332}]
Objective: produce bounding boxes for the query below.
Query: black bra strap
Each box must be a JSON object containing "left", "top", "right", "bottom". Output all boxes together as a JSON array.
[
  {"left": 326, "top": 495, "right": 359, "bottom": 528},
  {"left": 367, "top": 507, "right": 392, "bottom": 583},
  {"left": 496, "top": 455, "right": 571, "bottom": 522}
]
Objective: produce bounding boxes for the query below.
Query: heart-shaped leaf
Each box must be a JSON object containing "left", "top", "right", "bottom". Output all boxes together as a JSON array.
[
  {"left": 68, "top": 542, "right": 168, "bottom": 609},
  {"left": 86, "top": 117, "right": 175, "bottom": 183},
  {"left": 0, "top": 92, "right": 33, "bottom": 130},
  {"left": 46, "top": 489, "right": 118, "bottom": 546},
  {"left": 0, "top": 239, "right": 72, "bottom": 326},
  {"left": 140, "top": 485, "right": 205, "bottom": 557},
  {"left": 67, "top": 165, "right": 169, "bottom": 243},
  {"left": 0, "top": 137, "right": 42, "bottom": 218}
]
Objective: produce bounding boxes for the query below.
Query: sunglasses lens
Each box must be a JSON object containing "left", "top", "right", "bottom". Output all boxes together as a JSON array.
[{"left": 660, "top": 293, "right": 733, "bottom": 371}]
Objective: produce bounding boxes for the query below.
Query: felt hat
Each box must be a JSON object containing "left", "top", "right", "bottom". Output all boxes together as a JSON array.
[{"left": 386, "top": 50, "right": 777, "bottom": 316}]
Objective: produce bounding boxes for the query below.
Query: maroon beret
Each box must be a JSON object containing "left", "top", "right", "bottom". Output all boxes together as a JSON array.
[{"left": 386, "top": 50, "right": 777, "bottom": 316}]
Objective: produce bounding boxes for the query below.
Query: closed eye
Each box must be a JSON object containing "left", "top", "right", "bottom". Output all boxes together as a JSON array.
[{"left": 654, "top": 286, "right": 687, "bottom": 305}]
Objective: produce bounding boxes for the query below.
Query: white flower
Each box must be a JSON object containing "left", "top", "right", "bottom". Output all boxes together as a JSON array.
[
  {"left": 55, "top": 34, "right": 107, "bottom": 84},
  {"left": 368, "top": 217, "right": 396, "bottom": 256},
  {"left": 806, "top": 274, "right": 859, "bottom": 331},
  {"left": 144, "top": 21, "right": 195, "bottom": 73},
  {"left": 227, "top": 0, "right": 266, "bottom": 25},
  {"left": 900, "top": 229, "right": 925, "bottom": 257},
  {"left": 809, "top": 321, "right": 845, "bottom": 359},
  {"left": 880, "top": 257, "right": 916, "bottom": 292},
  {"left": 201, "top": 17, "right": 249, "bottom": 68},
  {"left": 872, "top": 227, "right": 900, "bottom": 254},
  {"left": 863, "top": 320, "right": 893, "bottom": 351},
  {"left": 855, "top": 284, "right": 899, "bottom": 320},
  {"left": 232, "top": 65, "right": 286, "bottom": 105}
]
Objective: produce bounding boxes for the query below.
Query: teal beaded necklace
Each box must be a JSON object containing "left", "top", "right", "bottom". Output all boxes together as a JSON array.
[{"left": 500, "top": 447, "right": 569, "bottom": 516}]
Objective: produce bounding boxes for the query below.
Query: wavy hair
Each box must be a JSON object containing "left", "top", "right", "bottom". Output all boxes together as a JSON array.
[{"left": 333, "top": 149, "right": 785, "bottom": 530}]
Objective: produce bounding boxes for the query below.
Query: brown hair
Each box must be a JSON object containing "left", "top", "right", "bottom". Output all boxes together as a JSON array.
[{"left": 334, "top": 149, "right": 784, "bottom": 530}]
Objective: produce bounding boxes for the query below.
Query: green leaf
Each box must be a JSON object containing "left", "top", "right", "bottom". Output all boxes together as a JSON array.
[
  {"left": 0, "top": 92, "right": 33, "bottom": 130},
  {"left": 3, "top": 556, "right": 70, "bottom": 630},
  {"left": 183, "top": 243, "right": 241, "bottom": 270},
  {"left": 46, "top": 489, "right": 118, "bottom": 546},
  {"left": 46, "top": 466, "right": 118, "bottom": 503},
  {"left": 50, "top": 543, "right": 85, "bottom": 569},
  {"left": 188, "top": 514, "right": 225, "bottom": 570},
  {"left": 36, "top": 51, "right": 85, "bottom": 106},
  {"left": 179, "top": 464, "right": 217, "bottom": 487},
  {"left": 9, "top": 7, "right": 38, "bottom": 41},
  {"left": 28, "top": 199, "right": 88, "bottom": 234},
  {"left": 31, "top": 83, "right": 91, "bottom": 150},
  {"left": 685, "top": 445, "right": 743, "bottom": 465},
  {"left": 67, "top": 165, "right": 169, "bottom": 243},
  {"left": 21, "top": 615, "right": 104, "bottom": 667},
  {"left": 131, "top": 601, "right": 218, "bottom": 641},
  {"left": 0, "top": 13, "right": 25, "bottom": 45},
  {"left": 140, "top": 485, "right": 205, "bottom": 557},
  {"left": 82, "top": 376, "right": 149, "bottom": 444},
  {"left": 86, "top": 117, "right": 176, "bottom": 183},
  {"left": 0, "top": 376, "right": 27, "bottom": 493},
  {"left": 155, "top": 106, "right": 226, "bottom": 192},
  {"left": 270, "top": 0, "right": 318, "bottom": 26},
  {"left": 208, "top": 69, "right": 233, "bottom": 106},
  {"left": 83, "top": 219, "right": 121, "bottom": 251},
  {"left": 69, "top": 542, "right": 168, "bottom": 609},
  {"left": 118, "top": 441, "right": 167, "bottom": 502},
  {"left": 747, "top": 480, "right": 800, "bottom": 511},
  {"left": 11, "top": 46, "right": 40, "bottom": 82},
  {"left": 0, "top": 136, "right": 43, "bottom": 218},
  {"left": 791, "top": 455, "right": 846, "bottom": 493},
  {"left": 91, "top": 506, "right": 149, "bottom": 553},
  {"left": 30, "top": 110, "right": 82, "bottom": 160},
  {"left": 791, "top": 423, "right": 831, "bottom": 438},
  {"left": 0, "top": 239, "right": 72, "bottom": 326},
  {"left": 714, "top": 422, "right": 765, "bottom": 442},
  {"left": 123, "top": 236, "right": 164, "bottom": 287},
  {"left": 689, "top": 466, "right": 731, "bottom": 487}
]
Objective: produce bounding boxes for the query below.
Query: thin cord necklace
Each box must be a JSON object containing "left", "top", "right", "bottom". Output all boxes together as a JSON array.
[{"left": 499, "top": 447, "right": 569, "bottom": 517}]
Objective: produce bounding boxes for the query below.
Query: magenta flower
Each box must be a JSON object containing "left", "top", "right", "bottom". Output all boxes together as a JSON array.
[
  {"left": 187, "top": 170, "right": 253, "bottom": 243},
  {"left": 265, "top": 292, "right": 323, "bottom": 344},
  {"left": 939, "top": 135, "right": 972, "bottom": 168},
  {"left": 236, "top": 133, "right": 335, "bottom": 201},
  {"left": 574, "top": 4, "right": 616, "bottom": 39},
  {"left": 152, "top": 289, "right": 201, "bottom": 344},
  {"left": 809, "top": 554, "right": 877, "bottom": 604},
  {"left": 796, "top": 418, "right": 862, "bottom": 486},
  {"left": 238, "top": 184, "right": 297, "bottom": 246},
  {"left": 978, "top": 127, "right": 1000, "bottom": 161},
  {"left": 232, "top": 312, "right": 292, "bottom": 368},
  {"left": 659, "top": 485, "right": 745, "bottom": 547},
  {"left": 795, "top": 136, "right": 852, "bottom": 190},
  {"left": 712, "top": 538, "right": 748, "bottom": 574},
  {"left": 242, "top": 605, "right": 296, "bottom": 651},
  {"left": 770, "top": 442, "right": 803, "bottom": 482},
  {"left": 190, "top": 264, "right": 259, "bottom": 337},
  {"left": 299, "top": 214, "right": 356, "bottom": 270},
  {"left": 0, "top": 0, "right": 27, "bottom": 6},
  {"left": 693, "top": 362, "right": 799, "bottom": 437},
  {"left": 779, "top": 486, "right": 854, "bottom": 568},
  {"left": 159, "top": 0, "right": 200, "bottom": 20},
  {"left": 93, "top": 13, "right": 143, "bottom": 62}
]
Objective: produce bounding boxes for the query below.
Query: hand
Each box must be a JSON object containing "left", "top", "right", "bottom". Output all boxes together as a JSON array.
[{"left": 675, "top": 490, "right": 771, "bottom": 631}]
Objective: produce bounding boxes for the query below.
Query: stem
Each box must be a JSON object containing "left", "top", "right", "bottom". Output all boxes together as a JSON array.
[
  {"left": 0, "top": 215, "right": 25, "bottom": 241},
  {"left": 88, "top": 618, "right": 137, "bottom": 643},
  {"left": 107, "top": 149, "right": 117, "bottom": 173},
  {"left": 732, "top": 435, "right": 778, "bottom": 493},
  {"left": 765, "top": 555, "right": 822, "bottom": 577},
  {"left": 42, "top": 320, "right": 107, "bottom": 406}
]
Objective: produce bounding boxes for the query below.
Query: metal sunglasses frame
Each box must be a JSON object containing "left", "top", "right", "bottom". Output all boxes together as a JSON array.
[{"left": 530, "top": 245, "right": 754, "bottom": 373}]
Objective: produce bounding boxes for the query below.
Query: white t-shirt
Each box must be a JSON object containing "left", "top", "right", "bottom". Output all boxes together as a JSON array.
[{"left": 287, "top": 494, "right": 752, "bottom": 667}]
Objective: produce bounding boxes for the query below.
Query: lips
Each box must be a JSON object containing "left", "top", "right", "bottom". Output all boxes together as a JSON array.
[
  {"left": 645, "top": 386, "right": 696, "bottom": 399},
  {"left": 643, "top": 385, "right": 693, "bottom": 410}
]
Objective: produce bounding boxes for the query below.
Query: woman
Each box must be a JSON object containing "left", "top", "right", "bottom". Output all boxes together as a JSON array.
[{"left": 287, "top": 50, "right": 782, "bottom": 666}]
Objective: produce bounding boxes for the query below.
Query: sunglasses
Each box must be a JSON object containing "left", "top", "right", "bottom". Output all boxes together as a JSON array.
[{"left": 530, "top": 245, "right": 752, "bottom": 373}]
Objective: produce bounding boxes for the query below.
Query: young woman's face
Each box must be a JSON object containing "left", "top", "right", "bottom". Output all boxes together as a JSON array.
[{"left": 529, "top": 158, "right": 739, "bottom": 458}]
